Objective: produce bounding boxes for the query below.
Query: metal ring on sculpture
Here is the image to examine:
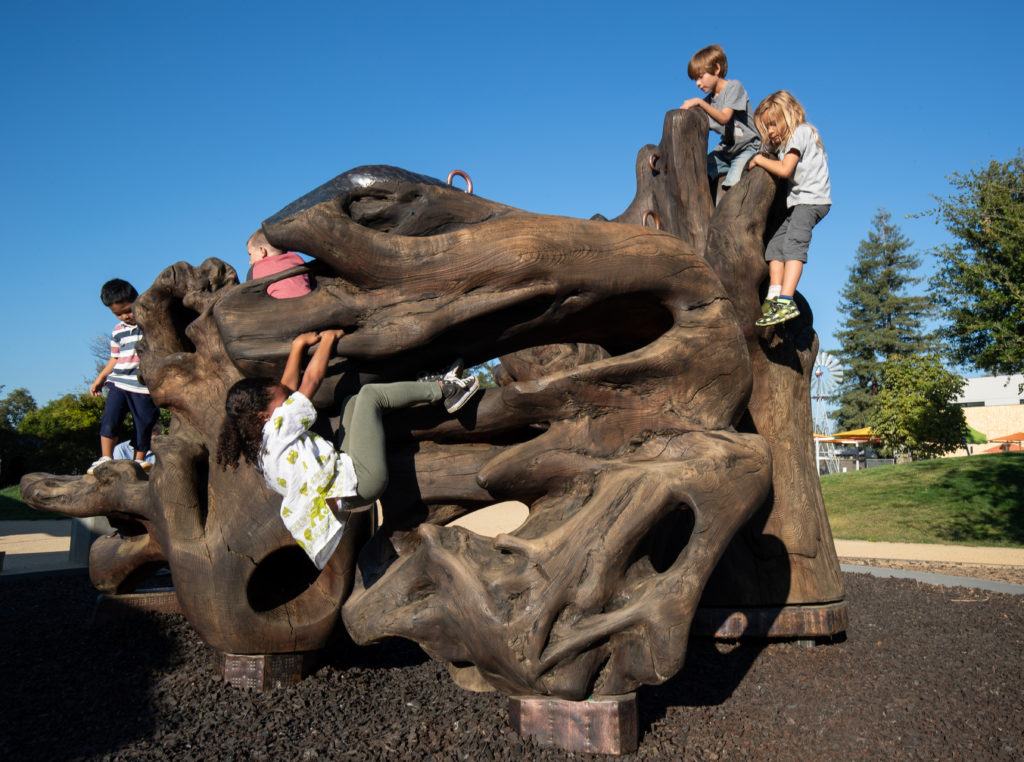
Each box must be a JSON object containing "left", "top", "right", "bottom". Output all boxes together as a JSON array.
[{"left": 447, "top": 169, "right": 473, "bottom": 194}]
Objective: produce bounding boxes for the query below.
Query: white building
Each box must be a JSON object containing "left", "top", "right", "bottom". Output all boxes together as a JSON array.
[
  {"left": 955, "top": 374, "right": 1024, "bottom": 407},
  {"left": 954, "top": 374, "right": 1024, "bottom": 448}
]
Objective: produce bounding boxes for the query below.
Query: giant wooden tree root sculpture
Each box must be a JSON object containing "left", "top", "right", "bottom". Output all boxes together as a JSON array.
[{"left": 22, "top": 109, "right": 844, "bottom": 753}]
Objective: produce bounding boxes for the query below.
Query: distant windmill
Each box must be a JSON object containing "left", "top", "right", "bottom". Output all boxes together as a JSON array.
[
  {"left": 811, "top": 351, "right": 844, "bottom": 436},
  {"left": 811, "top": 351, "right": 845, "bottom": 475}
]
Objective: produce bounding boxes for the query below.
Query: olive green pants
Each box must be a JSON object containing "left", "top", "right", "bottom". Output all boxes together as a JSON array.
[{"left": 340, "top": 381, "right": 441, "bottom": 505}]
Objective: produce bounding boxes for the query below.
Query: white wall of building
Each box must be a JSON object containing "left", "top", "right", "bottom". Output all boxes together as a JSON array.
[{"left": 956, "top": 374, "right": 1024, "bottom": 406}]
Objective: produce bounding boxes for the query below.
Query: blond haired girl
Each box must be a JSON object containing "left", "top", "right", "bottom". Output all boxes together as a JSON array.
[{"left": 748, "top": 91, "right": 832, "bottom": 327}]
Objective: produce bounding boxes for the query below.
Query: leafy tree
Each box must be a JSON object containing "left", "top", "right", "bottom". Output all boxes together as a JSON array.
[
  {"left": 18, "top": 392, "right": 109, "bottom": 475},
  {"left": 471, "top": 360, "right": 501, "bottom": 389},
  {"left": 869, "top": 354, "right": 966, "bottom": 459},
  {"left": 0, "top": 387, "right": 37, "bottom": 485},
  {"left": 927, "top": 153, "right": 1024, "bottom": 377},
  {"left": 833, "top": 210, "right": 935, "bottom": 429},
  {"left": 0, "top": 387, "right": 36, "bottom": 430}
]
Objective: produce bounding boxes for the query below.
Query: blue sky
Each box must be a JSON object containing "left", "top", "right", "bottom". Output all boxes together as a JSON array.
[{"left": 2, "top": 0, "right": 1022, "bottom": 405}]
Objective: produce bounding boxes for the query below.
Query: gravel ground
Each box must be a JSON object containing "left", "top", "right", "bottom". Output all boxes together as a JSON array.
[
  {"left": 840, "top": 557, "right": 1024, "bottom": 586},
  {"left": 1, "top": 571, "right": 1022, "bottom": 761}
]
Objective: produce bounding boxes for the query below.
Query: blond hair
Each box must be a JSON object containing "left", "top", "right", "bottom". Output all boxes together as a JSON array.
[
  {"left": 687, "top": 44, "right": 728, "bottom": 80},
  {"left": 753, "top": 90, "right": 824, "bottom": 152},
  {"left": 246, "top": 230, "right": 284, "bottom": 256}
]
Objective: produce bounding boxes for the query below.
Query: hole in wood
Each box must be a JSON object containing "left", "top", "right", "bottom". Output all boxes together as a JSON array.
[
  {"left": 246, "top": 545, "right": 322, "bottom": 612},
  {"left": 627, "top": 503, "right": 695, "bottom": 576}
]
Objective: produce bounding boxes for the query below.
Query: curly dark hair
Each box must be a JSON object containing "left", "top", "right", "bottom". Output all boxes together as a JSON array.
[{"left": 216, "top": 377, "right": 280, "bottom": 470}]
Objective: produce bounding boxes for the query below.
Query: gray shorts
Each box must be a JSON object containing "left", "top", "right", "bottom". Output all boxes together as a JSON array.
[{"left": 765, "top": 204, "right": 830, "bottom": 263}]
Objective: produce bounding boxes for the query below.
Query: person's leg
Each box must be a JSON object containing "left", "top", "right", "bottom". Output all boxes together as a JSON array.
[
  {"left": 707, "top": 152, "right": 727, "bottom": 204},
  {"left": 125, "top": 392, "right": 160, "bottom": 461},
  {"left": 722, "top": 145, "right": 758, "bottom": 190},
  {"left": 90, "top": 385, "right": 127, "bottom": 472},
  {"left": 341, "top": 381, "right": 442, "bottom": 504},
  {"left": 781, "top": 260, "right": 805, "bottom": 296},
  {"left": 98, "top": 385, "right": 128, "bottom": 458},
  {"left": 759, "top": 210, "right": 792, "bottom": 314},
  {"left": 760, "top": 205, "right": 828, "bottom": 326},
  {"left": 778, "top": 205, "right": 829, "bottom": 298}
]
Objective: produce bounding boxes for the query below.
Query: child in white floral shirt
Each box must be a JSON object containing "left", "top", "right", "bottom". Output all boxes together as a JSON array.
[{"left": 217, "top": 330, "right": 479, "bottom": 568}]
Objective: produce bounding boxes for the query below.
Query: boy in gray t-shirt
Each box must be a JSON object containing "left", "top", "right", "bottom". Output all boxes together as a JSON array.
[{"left": 681, "top": 44, "right": 761, "bottom": 201}]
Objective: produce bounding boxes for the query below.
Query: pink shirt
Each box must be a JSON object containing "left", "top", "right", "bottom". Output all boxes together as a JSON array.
[{"left": 252, "top": 252, "right": 312, "bottom": 299}]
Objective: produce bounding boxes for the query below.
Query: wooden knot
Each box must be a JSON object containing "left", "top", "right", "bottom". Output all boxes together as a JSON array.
[
  {"left": 648, "top": 154, "right": 660, "bottom": 174},
  {"left": 642, "top": 210, "right": 662, "bottom": 230},
  {"left": 447, "top": 169, "right": 473, "bottom": 194}
]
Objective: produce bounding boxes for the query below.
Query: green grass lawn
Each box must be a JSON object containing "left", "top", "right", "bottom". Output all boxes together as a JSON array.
[
  {"left": 4, "top": 454, "right": 1022, "bottom": 547},
  {"left": 0, "top": 484, "right": 66, "bottom": 521},
  {"left": 822, "top": 452, "right": 1024, "bottom": 548}
]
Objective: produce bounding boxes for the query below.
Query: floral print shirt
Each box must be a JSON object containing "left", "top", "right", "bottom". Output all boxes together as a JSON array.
[{"left": 260, "top": 391, "right": 358, "bottom": 569}]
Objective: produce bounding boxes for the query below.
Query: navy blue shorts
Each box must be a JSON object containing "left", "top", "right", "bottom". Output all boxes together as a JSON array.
[{"left": 100, "top": 384, "right": 159, "bottom": 453}]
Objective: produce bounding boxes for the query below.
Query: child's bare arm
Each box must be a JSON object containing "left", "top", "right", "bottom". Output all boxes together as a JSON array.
[
  {"left": 681, "top": 98, "right": 733, "bottom": 126},
  {"left": 281, "top": 333, "right": 319, "bottom": 391},
  {"left": 90, "top": 356, "right": 118, "bottom": 396},
  {"left": 297, "top": 329, "right": 344, "bottom": 400},
  {"left": 749, "top": 150, "right": 800, "bottom": 179}
]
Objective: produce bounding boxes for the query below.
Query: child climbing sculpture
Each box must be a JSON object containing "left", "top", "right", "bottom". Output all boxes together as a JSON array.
[
  {"left": 246, "top": 230, "right": 312, "bottom": 299},
  {"left": 749, "top": 90, "right": 832, "bottom": 327},
  {"left": 216, "top": 329, "right": 479, "bottom": 568},
  {"left": 681, "top": 44, "right": 761, "bottom": 202},
  {"left": 88, "top": 279, "right": 161, "bottom": 474}
]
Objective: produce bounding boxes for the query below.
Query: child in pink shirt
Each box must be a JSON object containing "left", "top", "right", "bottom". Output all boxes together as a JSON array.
[{"left": 247, "top": 230, "right": 312, "bottom": 299}]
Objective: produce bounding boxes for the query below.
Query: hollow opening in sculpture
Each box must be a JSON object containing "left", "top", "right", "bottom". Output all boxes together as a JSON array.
[
  {"left": 168, "top": 300, "right": 200, "bottom": 354},
  {"left": 624, "top": 503, "right": 696, "bottom": 581},
  {"left": 346, "top": 290, "right": 676, "bottom": 373},
  {"left": 246, "top": 544, "right": 323, "bottom": 613}
]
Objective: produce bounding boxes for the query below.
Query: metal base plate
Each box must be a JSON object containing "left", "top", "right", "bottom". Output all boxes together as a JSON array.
[{"left": 508, "top": 693, "right": 638, "bottom": 756}]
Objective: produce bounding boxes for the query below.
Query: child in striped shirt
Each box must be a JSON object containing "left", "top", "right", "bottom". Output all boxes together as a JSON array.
[{"left": 88, "top": 279, "right": 160, "bottom": 474}]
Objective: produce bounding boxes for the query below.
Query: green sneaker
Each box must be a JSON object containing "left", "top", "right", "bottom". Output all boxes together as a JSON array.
[
  {"left": 760, "top": 297, "right": 777, "bottom": 316},
  {"left": 755, "top": 299, "right": 800, "bottom": 327}
]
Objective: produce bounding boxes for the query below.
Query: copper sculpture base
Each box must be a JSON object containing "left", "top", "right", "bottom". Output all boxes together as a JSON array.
[
  {"left": 217, "top": 651, "right": 320, "bottom": 690},
  {"left": 92, "top": 587, "right": 182, "bottom": 624},
  {"left": 693, "top": 601, "right": 848, "bottom": 641},
  {"left": 508, "top": 693, "right": 638, "bottom": 756}
]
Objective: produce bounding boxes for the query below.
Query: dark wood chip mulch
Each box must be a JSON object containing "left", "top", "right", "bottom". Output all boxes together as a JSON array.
[{"left": 1, "top": 572, "right": 1021, "bottom": 760}]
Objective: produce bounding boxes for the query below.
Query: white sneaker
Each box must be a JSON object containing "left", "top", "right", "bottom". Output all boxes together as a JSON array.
[{"left": 86, "top": 456, "right": 113, "bottom": 475}]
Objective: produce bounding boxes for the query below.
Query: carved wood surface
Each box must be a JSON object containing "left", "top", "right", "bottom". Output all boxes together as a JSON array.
[{"left": 21, "top": 110, "right": 843, "bottom": 699}]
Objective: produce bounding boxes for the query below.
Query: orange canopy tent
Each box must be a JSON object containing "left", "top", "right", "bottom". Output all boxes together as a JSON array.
[
  {"left": 984, "top": 442, "right": 1023, "bottom": 454},
  {"left": 990, "top": 432, "right": 1024, "bottom": 443},
  {"left": 986, "top": 432, "right": 1024, "bottom": 454}
]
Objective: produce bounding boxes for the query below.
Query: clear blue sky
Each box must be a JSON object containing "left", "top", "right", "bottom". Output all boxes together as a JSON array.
[{"left": 2, "top": 0, "right": 1022, "bottom": 405}]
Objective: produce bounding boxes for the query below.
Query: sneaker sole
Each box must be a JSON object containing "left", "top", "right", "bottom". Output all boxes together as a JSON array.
[{"left": 756, "top": 309, "right": 801, "bottom": 327}]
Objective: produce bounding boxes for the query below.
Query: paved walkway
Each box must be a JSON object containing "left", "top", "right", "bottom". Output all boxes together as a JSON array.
[
  {"left": 0, "top": 520, "right": 84, "bottom": 575},
  {"left": 834, "top": 539, "right": 1024, "bottom": 566},
  {"left": 3, "top": 513, "right": 1023, "bottom": 580}
]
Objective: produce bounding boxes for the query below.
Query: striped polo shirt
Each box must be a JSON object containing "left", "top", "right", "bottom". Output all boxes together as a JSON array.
[{"left": 108, "top": 321, "right": 150, "bottom": 394}]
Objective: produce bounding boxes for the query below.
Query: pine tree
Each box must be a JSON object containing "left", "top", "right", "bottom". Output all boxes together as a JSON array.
[
  {"left": 833, "top": 210, "right": 935, "bottom": 430},
  {"left": 928, "top": 153, "right": 1024, "bottom": 376}
]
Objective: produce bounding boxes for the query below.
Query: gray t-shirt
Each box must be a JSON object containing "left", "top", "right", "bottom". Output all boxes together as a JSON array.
[
  {"left": 777, "top": 123, "right": 832, "bottom": 207},
  {"left": 705, "top": 79, "right": 759, "bottom": 154}
]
